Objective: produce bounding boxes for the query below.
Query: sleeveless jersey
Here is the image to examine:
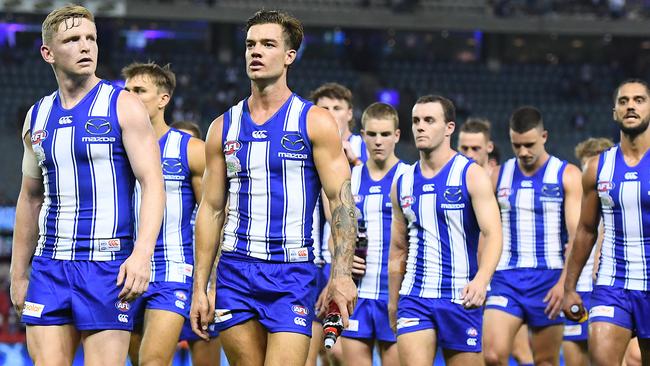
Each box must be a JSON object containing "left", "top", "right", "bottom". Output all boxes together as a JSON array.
[
  {"left": 220, "top": 94, "right": 321, "bottom": 262},
  {"left": 596, "top": 145, "right": 650, "bottom": 291},
  {"left": 30, "top": 80, "right": 135, "bottom": 261},
  {"left": 348, "top": 134, "right": 368, "bottom": 164},
  {"left": 496, "top": 156, "right": 568, "bottom": 270},
  {"left": 352, "top": 161, "right": 408, "bottom": 300},
  {"left": 398, "top": 155, "right": 480, "bottom": 301},
  {"left": 134, "top": 129, "right": 195, "bottom": 283}
]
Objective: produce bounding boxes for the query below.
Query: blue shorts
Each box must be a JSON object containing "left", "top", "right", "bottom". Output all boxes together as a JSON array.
[
  {"left": 486, "top": 268, "right": 563, "bottom": 328},
  {"left": 133, "top": 282, "right": 192, "bottom": 325},
  {"left": 589, "top": 285, "right": 650, "bottom": 339},
  {"left": 396, "top": 295, "right": 482, "bottom": 352},
  {"left": 563, "top": 291, "right": 591, "bottom": 342},
  {"left": 214, "top": 256, "right": 318, "bottom": 336},
  {"left": 342, "top": 298, "right": 396, "bottom": 343},
  {"left": 22, "top": 256, "right": 138, "bottom": 331},
  {"left": 179, "top": 319, "right": 219, "bottom": 342}
]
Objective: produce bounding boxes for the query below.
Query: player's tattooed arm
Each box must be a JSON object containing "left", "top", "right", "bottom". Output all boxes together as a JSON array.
[{"left": 330, "top": 180, "right": 358, "bottom": 278}]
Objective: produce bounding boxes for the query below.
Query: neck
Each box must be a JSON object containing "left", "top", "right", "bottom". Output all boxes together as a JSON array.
[
  {"left": 518, "top": 151, "right": 550, "bottom": 175},
  {"left": 367, "top": 154, "right": 399, "bottom": 178},
  {"left": 249, "top": 75, "right": 291, "bottom": 108},
  {"left": 55, "top": 72, "right": 101, "bottom": 108},
  {"left": 418, "top": 144, "right": 455, "bottom": 175},
  {"left": 151, "top": 113, "right": 169, "bottom": 139},
  {"left": 620, "top": 130, "right": 650, "bottom": 159}
]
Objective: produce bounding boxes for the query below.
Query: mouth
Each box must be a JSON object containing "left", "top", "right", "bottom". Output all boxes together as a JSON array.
[
  {"left": 624, "top": 113, "right": 639, "bottom": 120},
  {"left": 77, "top": 57, "right": 93, "bottom": 65},
  {"left": 249, "top": 60, "right": 264, "bottom": 70}
]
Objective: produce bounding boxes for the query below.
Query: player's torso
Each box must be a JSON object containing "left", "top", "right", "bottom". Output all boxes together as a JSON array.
[
  {"left": 496, "top": 156, "right": 567, "bottom": 270},
  {"left": 220, "top": 94, "right": 321, "bottom": 263},
  {"left": 352, "top": 162, "right": 407, "bottom": 300},
  {"left": 398, "top": 154, "right": 479, "bottom": 300},
  {"left": 30, "top": 80, "right": 135, "bottom": 261},
  {"left": 596, "top": 145, "right": 650, "bottom": 290}
]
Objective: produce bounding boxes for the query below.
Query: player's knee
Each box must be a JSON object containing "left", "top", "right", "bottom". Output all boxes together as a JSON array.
[
  {"left": 32, "top": 354, "right": 73, "bottom": 366},
  {"left": 139, "top": 349, "right": 175, "bottom": 366}
]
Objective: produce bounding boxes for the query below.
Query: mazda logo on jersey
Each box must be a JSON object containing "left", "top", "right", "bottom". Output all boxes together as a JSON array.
[
  {"left": 541, "top": 184, "right": 561, "bottom": 197},
  {"left": 443, "top": 187, "right": 463, "bottom": 203},
  {"left": 281, "top": 133, "right": 306, "bottom": 152},
  {"left": 162, "top": 158, "right": 183, "bottom": 174},
  {"left": 85, "top": 119, "right": 111, "bottom": 135}
]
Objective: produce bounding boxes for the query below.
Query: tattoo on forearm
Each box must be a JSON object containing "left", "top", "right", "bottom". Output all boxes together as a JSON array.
[{"left": 330, "top": 180, "right": 357, "bottom": 278}]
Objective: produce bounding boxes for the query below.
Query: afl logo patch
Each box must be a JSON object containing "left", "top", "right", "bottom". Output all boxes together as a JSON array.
[
  {"left": 224, "top": 140, "right": 241, "bottom": 155},
  {"left": 31, "top": 130, "right": 48, "bottom": 144},
  {"left": 400, "top": 195, "right": 415, "bottom": 208}
]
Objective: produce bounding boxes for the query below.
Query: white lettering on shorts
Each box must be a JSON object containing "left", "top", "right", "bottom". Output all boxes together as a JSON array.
[
  {"left": 563, "top": 324, "right": 582, "bottom": 336},
  {"left": 22, "top": 302, "right": 45, "bottom": 318},
  {"left": 346, "top": 319, "right": 359, "bottom": 332},
  {"left": 215, "top": 309, "right": 233, "bottom": 323},
  {"left": 294, "top": 317, "right": 307, "bottom": 327},
  {"left": 396, "top": 317, "right": 420, "bottom": 329},
  {"left": 590, "top": 305, "right": 615, "bottom": 318},
  {"left": 486, "top": 296, "right": 508, "bottom": 307}
]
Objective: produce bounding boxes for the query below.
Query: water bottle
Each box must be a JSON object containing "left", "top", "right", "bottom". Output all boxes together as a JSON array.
[
  {"left": 569, "top": 304, "right": 588, "bottom": 323},
  {"left": 323, "top": 301, "right": 344, "bottom": 349}
]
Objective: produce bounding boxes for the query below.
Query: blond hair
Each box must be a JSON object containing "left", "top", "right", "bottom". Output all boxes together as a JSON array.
[
  {"left": 42, "top": 4, "right": 94, "bottom": 44},
  {"left": 574, "top": 137, "right": 614, "bottom": 161},
  {"left": 361, "top": 102, "right": 399, "bottom": 130}
]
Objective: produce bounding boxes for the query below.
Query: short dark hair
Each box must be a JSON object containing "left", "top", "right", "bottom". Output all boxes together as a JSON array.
[
  {"left": 361, "top": 102, "right": 399, "bottom": 129},
  {"left": 488, "top": 144, "right": 501, "bottom": 164},
  {"left": 309, "top": 82, "right": 353, "bottom": 107},
  {"left": 509, "top": 106, "right": 543, "bottom": 133},
  {"left": 170, "top": 121, "right": 202, "bottom": 140},
  {"left": 122, "top": 62, "right": 176, "bottom": 96},
  {"left": 460, "top": 118, "right": 491, "bottom": 140},
  {"left": 246, "top": 10, "right": 303, "bottom": 51},
  {"left": 415, "top": 95, "right": 455, "bottom": 123},
  {"left": 613, "top": 78, "right": 650, "bottom": 104}
]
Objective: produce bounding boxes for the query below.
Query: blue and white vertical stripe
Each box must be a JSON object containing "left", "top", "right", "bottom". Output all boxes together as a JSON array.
[
  {"left": 220, "top": 94, "right": 320, "bottom": 263},
  {"left": 352, "top": 161, "right": 408, "bottom": 301},
  {"left": 596, "top": 146, "right": 650, "bottom": 291},
  {"left": 31, "top": 81, "right": 135, "bottom": 261},
  {"left": 496, "top": 156, "right": 567, "bottom": 271},
  {"left": 398, "top": 155, "right": 480, "bottom": 302}
]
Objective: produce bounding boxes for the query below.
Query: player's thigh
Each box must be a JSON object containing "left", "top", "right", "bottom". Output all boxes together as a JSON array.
[
  {"left": 341, "top": 336, "right": 373, "bottom": 366},
  {"left": 128, "top": 329, "right": 143, "bottom": 365},
  {"left": 397, "top": 329, "right": 436, "bottom": 366},
  {"left": 305, "top": 321, "right": 323, "bottom": 366},
  {"left": 623, "top": 337, "right": 642, "bottom": 366},
  {"left": 638, "top": 338, "right": 650, "bottom": 366},
  {"left": 26, "top": 325, "right": 80, "bottom": 365},
  {"left": 589, "top": 321, "right": 632, "bottom": 366},
  {"left": 562, "top": 340, "right": 588, "bottom": 366},
  {"left": 378, "top": 340, "right": 399, "bottom": 366},
  {"left": 81, "top": 329, "right": 131, "bottom": 366},
  {"left": 482, "top": 308, "right": 523, "bottom": 360},
  {"left": 529, "top": 324, "right": 563, "bottom": 366},
  {"left": 219, "top": 318, "right": 267, "bottom": 366},
  {"left": 511, "top": 325, "right": 533, "bottom": 363},
  {"left": 139, "top": 309, "right": 186, "bottom": 365},
  {"left": 265, "top": 331, "right": 311, "bottom": 366},
  {"left": 443, "top": 349, "right": 484, "bottom": 366},
  {"left": 190, "top": 337, "right": 222, "bottom": 366}
]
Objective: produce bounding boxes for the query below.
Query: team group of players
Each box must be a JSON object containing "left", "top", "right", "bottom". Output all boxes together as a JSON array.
[{"left": 8, "top": 3, "right": 650, "bottom": 366}]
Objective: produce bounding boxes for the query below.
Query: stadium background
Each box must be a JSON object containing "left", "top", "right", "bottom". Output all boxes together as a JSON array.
[{"left": 1, "top": 0, "right": 649, "bottom": 364}]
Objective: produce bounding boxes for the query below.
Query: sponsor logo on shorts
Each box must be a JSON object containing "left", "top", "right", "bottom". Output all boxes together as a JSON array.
[
  {"left": 175, "top": 300, "right": 186, "bottom": 309},
  {"left": 175, "top": 291, "right": 188, "bottom": 301},
  {"left": 590, "top": 305, "right": 615, "bottom": 318},
  {"left": 564, "top": 324, "right": 582, "bottom": 337},
  {"left": 115, "top": 301, "right": 130, "bottom": 312},
  {"left": 294, "top": 317, "right": 307, "bottom": 327},
  {"left": 22, "top": 302, "right": 45, "bottom": 318},
  {"left": 118, "top": 314, "right": 129, "bottom": 323},
  {"left": 466, "top": 327, "right": 478, "bottom": 337},
  {"left": 466, "top": 338, "right": 477, "bottom": 346},
  {"left": 292, "top": 305, "right": 309, "bottom": 316},
  {"left": 396, "top": 317, "right": 419, "bottom": 329},
  {"left": 346, "top": 319, "right": 359, "bottom": 332},
  {"left": 215, "top": 309, "right": 232, "bottom": 323},
  {"left": 289, "top": 248, "right": 309, "bottom": 263},
  {"left": 486, "top": 296, "right": 508, "bottom": 307}
]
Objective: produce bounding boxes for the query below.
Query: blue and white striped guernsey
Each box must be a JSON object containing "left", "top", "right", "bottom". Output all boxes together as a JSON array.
[
  {"left": 30, "top": 80, "right": 135, "bottom": 261},
  {"left": 348, "top": 134, "right": 368, "bottom": 164},
  {"left": 352, "top": 161, "right": 408, "bottom": 300},
  {"left": 134, "top": 129, "right": 195, "bottom": 283},
  {"left": 398, "top": 155, "right": 480, "bottom": 301},
  {"left": 220, "top": 94, "right": 321, "bottom": 262},
  {"left": 496, "top": 156, "right": 568, "bottom": 270},
  {"left": 596, "top": 145, "right": 650, "bottom": 291}
]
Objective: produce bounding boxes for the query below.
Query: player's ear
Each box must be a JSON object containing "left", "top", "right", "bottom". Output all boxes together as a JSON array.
[
  {"left": 285, "top": 48, "right": 297, "bottom": 66},
  {"left": 394, "top": 129, "right": 401, "bottom": 143},
  {"left": 487, "top": 140, "right": 494, "bottom": 154},
  {"left": 445, "top": 121, "right": 456, "bottom": 137},
  {"left": 41, "top": 44, "right": 55, "bottom": 65}
]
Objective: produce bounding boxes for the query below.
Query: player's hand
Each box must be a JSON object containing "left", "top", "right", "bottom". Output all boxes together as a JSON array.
[
  {"left": 460, "top": 278, "right": 488, "bottom": 309},
  {"left": 315, "top": 283, "right": 329, "bottom": 319},
  {"left": 190, "top": 289, "right": 213, "bottom": 341},
  {"left": 543, "top": 280, "right": 564, "bottom": 319},
  {"left": 388, "top": 300, "right": 398, "bottom": 334},
  {"left": 10, "top": 276, "right": 29, "bottom": 316},
  {"left": 352, "top": 255, "right": 366, "bottom": 278},
  {"left": 342, "top": 140, "right": 360, "bottom": 166},
  {"left": 207, "top": 286, "right": 216, "bottom": 314},
  {"left": 562, "top": 289, "right": 585, "bottom": 322},
  {"left": 116, "top": 248, "right": 151, "bottom": 302},
  {"left": 327, "top": 276, "right": 357, "bottom": 328}
]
